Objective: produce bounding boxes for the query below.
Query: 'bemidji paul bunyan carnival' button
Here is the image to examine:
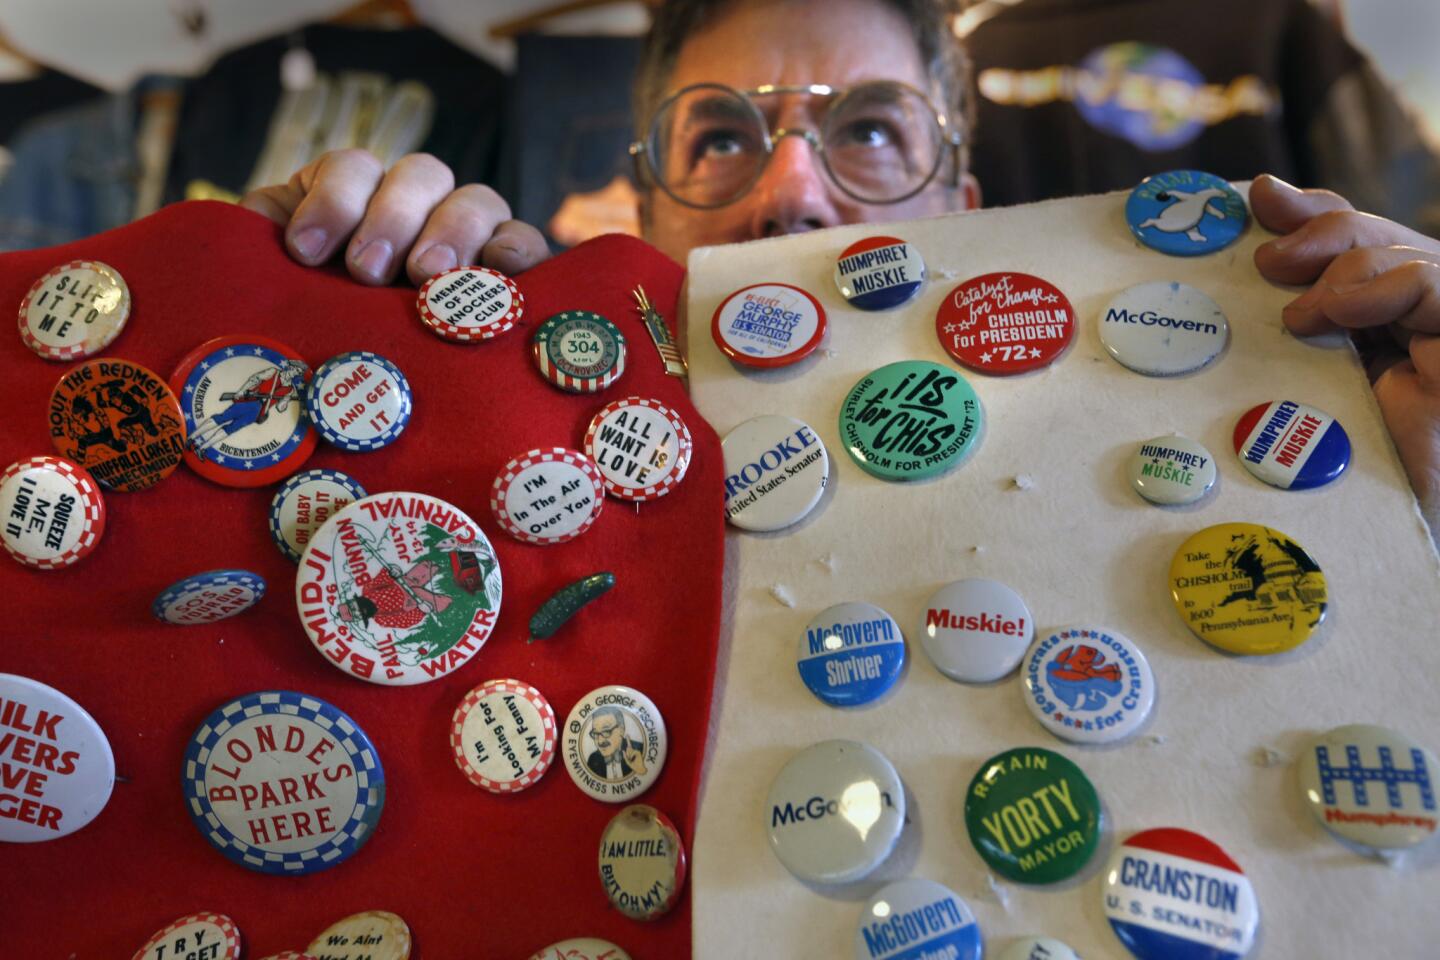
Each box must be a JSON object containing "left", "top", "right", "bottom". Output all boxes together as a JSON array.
[
  {"left": 839, "top": 360, "right": 983, "bottom": 481},
  {"left": 296, "top": 492, "right": 503, "bottom": 685},
  {"left": 563, "top": 685, "right": 668, "bottom": 803},
  {"left": 529, "top": 940, "right": 631, "bottom": 960},
  {"left": 308, "top": 911, "right": 411, "bottom": 960},
  {"left": 711, "top": 282, "right": 826, "bottom": 368},
  {"left": 1103, "top": 827, "right": 1259, "bottom": 960},
  {"left": 1233, "top": 400, "right": 1350, "bottom": 491},
  {"left": 854, "top": 878, "right": 981, "bottom": 960},
  {"left": 450, "top": 679, "right": 557, "bottom": 794},
  {"left": 920, "top": 578, "right": 1033, "bottom": 683},
  {"left": 796, "top": 601, "right": 906, "bottom": 707},
  {"left": 19, "top": 260, "right": 131, "bottom": 361},
  {"left": 48, "top": 358, "right": 186, "bottom": 491},
  {"left": 1125, "top": 170, "right": 1249, "bottom": 257},
  {"left": 1100, "top": 282, "right": 1229, "bottom": 376},
  {"left": 936, "top": 273, "right": 1075, "bottom": 375},
  {"left": 1022, "top": 626, "right": 1155, "bottom": 744},
  {"left": 533, "top": 311, "right": 627, "bottom": 393},
  {"left": 834, "top": 236, "right": 926, "bottom": 311},
  {"left": 1169, "top": 522, "right": 1327, "bottom": 655},
  {"left": 170, "top": 334, "right": 317, "bottom": 487},
  {"left": 305, "top": 351, "right": 413, "bottom": 452},
  {"left": 182, "top": 691, "right": 385, "bottom": 876},
  {"left": 766, "top": 739, "right": 905, "bottom": 884},
  {"left": 491, "top": 447, "right": 605, "bottom": 545},
  {"left": 0, "top": 673, "right": 114, "bottom": 843},
  {"left": 153, "top": 569, "right": 266, "bottom": 625},
  {"left": 417, "top": 265, "right": 524, "bottom": 342},
  {"left": 996, "top": 937, "right": 1081, "bottom": 960},
  {"left": 721, "top": 414, "right": 829, "bottom": 531},
  {"left": 269, "top": 468, "right": 367, "bottom": 563},
  {"left": 584, "top": 397, "right": 693, "bottom": 501},
  {"left": 131, "top": 912, "right": 241, "bottom": 960},
  {"left": 1298, "top": 724, "right": 1438, "bottom": 853},
  {"left": 965, "top": 747, "right": 1101, "bottom": 884},
  {"left": 1130, "top": 435, "right": 1216, "bottom": 506},
  {"left": 0, "top": 455, "right": 105, "bottom": 570},
  {"left": 598, "top": 804, "right": 688, "bottom": 921}
]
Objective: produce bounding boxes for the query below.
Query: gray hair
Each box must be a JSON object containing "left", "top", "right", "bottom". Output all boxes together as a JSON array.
[{"left": 590, "top": 705, "right": 627, "bottom": 731}]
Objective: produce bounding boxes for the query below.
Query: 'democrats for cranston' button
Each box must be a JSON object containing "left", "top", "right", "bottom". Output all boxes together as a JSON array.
[
  {"left": 834, "top": 236, "right": 926, "bottom": 311},
  {"left": 1100, "top": 282, "right": 1228, "bottom": 376},
  {"left": 854, "top": 878, "right": 980, "bottom": 960},
  {"left": 964, "top": 747, "right": 1101, "bottom": 884},
  {"left": 711, "top": 282, "right": 826, "bottom": 368},
  {"left": 1022, "top": 626, "right": 1155, "bottom": 744},
  {"left": 920, "top": 578, "right": 1033, "bottom": 683},
  {"left": 563, "top": 685, "right": 667, "bottom": 803},
  {"left": 1233, "top": 400, "right": 1350, "bottom": 491},
  {"left": 766, "top": 739, "right": 905, "bottom": 884},
  {"left": 0, "top": 674, "right": 114, "bottom": 842},
  {"left": 996, "top": 937, "right": 1082, "bottom": 960},
  {"left": 838, "top": 360, "right": 983, "bottom": 481},
  {"left": 1298, "top": 724, "right": 1438, "bottom": 852},
  {"left": 598, "top": 804, "right": 688, "bottom": 921},
  {"left": 1130, "top": 435, "right": 1215, "bottom": 506},
  {"left": 131, "top": 912, "right": 241, "bottom": 960},
  {"left": 797, "top": 602, "right": 906, "bottom": 707},
  {"left": 936, "top": 273, "right": 1076, "bottom": 375},
  {"left": 722, "top": 414, "right": 829, "bottom": 531}
]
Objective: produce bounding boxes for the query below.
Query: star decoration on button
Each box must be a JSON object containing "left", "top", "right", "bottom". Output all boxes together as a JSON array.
[{"left": 979, "top": 351, "right": 993, "bottom": 364}]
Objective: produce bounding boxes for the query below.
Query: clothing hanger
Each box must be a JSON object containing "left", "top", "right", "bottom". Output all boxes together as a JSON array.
[{"left": 488, "top": 0, "right": 659, "bottom": 40}]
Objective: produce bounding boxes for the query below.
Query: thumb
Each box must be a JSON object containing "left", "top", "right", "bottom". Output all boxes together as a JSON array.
[{"left": 1249, "top": 174, "right": 1353, "bottom": 236}]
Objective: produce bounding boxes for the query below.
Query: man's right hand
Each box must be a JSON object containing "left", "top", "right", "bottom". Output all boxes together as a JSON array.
[{"left": 240, "top": 149, "right": 551, "bottom": 287}]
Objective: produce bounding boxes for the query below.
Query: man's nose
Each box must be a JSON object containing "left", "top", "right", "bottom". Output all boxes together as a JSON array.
[{"left": 749, "top": 131, "right": 842, "bottom": 240}]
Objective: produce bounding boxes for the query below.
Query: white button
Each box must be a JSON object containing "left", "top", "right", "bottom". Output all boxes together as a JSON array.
[
  {"left": 1021, "top": 626, "right": 1155, "bottom": 744},
  {"left": 307, "top": 911, "right": 411, "bottom": 960},
  {"left": 598, "top": 804, "right": 687, "bottom": 920},
  {"left": 722, "top": 415, "right": 829, "bottom": 532},
  {"left": 919, "top": 579, "right": 1033, "bottom": 683},
  {"left": 491, "top": 447, "right": 604, "bottom": 545},
  {"left": 562, "top": 685, "right": 667, "bottom": 803},
  {"left": 1099, "top": 281, "right": 1228, "bottom": 375},
  {"left": 854, "top": 878, "right": 981, "bottom": 960},
  {"left": 528, "top": 939, "right": 631, "bottom": 960},
  {"left": 996, "top": 937, "right": 1081, "bottom": 960},
  {"left": 1130, "top": 434, "right": 1216, "bottom": 505},
  {"left": 1298, "top": 724, "right": 1439, "bottom": 852}
]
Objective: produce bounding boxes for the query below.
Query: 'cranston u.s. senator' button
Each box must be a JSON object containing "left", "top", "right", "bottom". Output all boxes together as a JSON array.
[
  {"left": 1021, "top": 626, "right": 1155, "bottom": 744},
  {"left": 562, "top": 685, "right": 667, "bottom": 803},
  {"left": 964, "top": 747, "right": 1101, "bottom": 884},
  {"left": 854, "top": 878, "right": 981, "bottom": 960},
  {"left": 1099, "top": 282, "right": 1228, "bottom": 376},
  {"left": 1130, "top": 435, "right": 1216, "bottom": 506},
  {"left": 834, "top": 236, "right": 926, "bottom": 311},
  {"left": 712, "top": 282, "right": 826, "bottom": 368},
  {"left": 797, "top": 602, "right": 905, "bottom": 707},
  {"left": 722, "top": 414, "right": 829, "bottom": 531},
  {"left": 838, "top": 360, "right": 983, "bottom": 481},
  {"left": 920, "top": 578, "right": 1033, "bottom": 683},
  {"left": 1126, "top": 169, "right": 1248, "bottom": 257},
  {"left": 1297, "top": 724, "right": 1439, "bottom": 853},
  {"left": 1233, "top": 400, "right": 1350, "bottom": 491},
  {"left": 766, "top": 739, "right": 905, "bottom": 884},
  {"left": 936, "top": 273, "right": 1076, "bottom": 375}
]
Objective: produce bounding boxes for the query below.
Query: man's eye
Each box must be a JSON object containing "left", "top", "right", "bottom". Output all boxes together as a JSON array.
[
  {"left": 696, "top": 129, "right": 747, "bottom": 160},
  {"left": 840, "top": 119, "right": 896, "bottom": 148}
]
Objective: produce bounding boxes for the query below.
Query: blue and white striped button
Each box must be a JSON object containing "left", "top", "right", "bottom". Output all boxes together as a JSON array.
[
  {"left": 797, "top": 602, "right": 905, "bottom": 707},
  {"left": 305, "top": 351, "right": 413, "bottom": 452},
  {"left": 854, "top": 878, "right": 981, "bottom": 960},
  {"left": 1233, "top": 400, "right": 1350, "bottom": 491},
  {"left": 153, "top": 569, "right": 266, "bottom": 624}
]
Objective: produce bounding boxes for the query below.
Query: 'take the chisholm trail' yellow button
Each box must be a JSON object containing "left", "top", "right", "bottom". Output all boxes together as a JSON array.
[{"left": 1169, "top": 522, "right": 1327, "bottom": 655}]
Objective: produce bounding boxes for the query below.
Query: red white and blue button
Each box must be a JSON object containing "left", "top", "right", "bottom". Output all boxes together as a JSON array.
[
  {"left": 305, "top": 351, "right": 413, "bottom": 452},
  {"left": 711, "top": 283, "right": 826, "bottom": 368},
  {"left": 153, "top": 569, "right": 266, "bottom": 625},
  {"left": 834, "top": 236, "right": 925, "bottom": 311},
  {"left": 797, "top": 602, "right": 905, "bottom": 707},
  {"left": 1022, "top": 625, "right": 1155, "bottom": 744},
  {"left": 854, "top": 878, "right": 981, "bottom": 960},
  {"left": 1233, "top": 400, "right": 1350, "bottom": 491}
]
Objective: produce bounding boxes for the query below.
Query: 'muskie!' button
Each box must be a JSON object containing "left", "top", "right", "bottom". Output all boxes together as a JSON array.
[
  {"left": 919, "top": 578, "right": 1033, "bottom": 683},
  {"left": 854, "top": 878, "right": 981, "bottom": 960},
  {"left": 797, "top": 602, "right": 905, "bottom": 707},
  {"left": 721, "top": 414, "right": 829, "bottom": 532},
  {"left": 964, "top": 747, "right": 1101, "bottom": 884},
  {"left": 1233, "top": 400, "right": 1350, "bottom": 491},
  {"left": 834, "top": 236, "right": 925, "bottom": 311}
]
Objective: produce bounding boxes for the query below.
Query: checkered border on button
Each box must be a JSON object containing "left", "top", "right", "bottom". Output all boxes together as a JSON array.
[
  {"left": 450, "top": 678, "right": 558, "bottom": 792},
  {"left": 583, "top": 396, "right": 694, "bottom": 502},
  {"left": 417, "top": 266, "right": 524, "bottom": 342},
  {"left": 305, "top": 351, "right": 413, "bottom": 452},
  {"left": 0, "top": 455, "right": 105, "bottom": 569},
  {"left": 490, "top": 447, "right": 605, "bottom": 545},
  {"left": 268, "top": 468, "right": 368, "bottom": 562},
  {"left": 153, "top": 569, "right": 267, "bottom": 623},
  {"left": 18, "top": 260, "right": 130, "bottom": 361},
  {"left": 131, "top": 912, "right": 241, "bottom": 960}
]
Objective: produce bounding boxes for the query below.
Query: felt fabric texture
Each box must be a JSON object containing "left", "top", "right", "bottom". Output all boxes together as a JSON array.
[{"left": 0, "top": 202, "right": 721, "bottom": 959}]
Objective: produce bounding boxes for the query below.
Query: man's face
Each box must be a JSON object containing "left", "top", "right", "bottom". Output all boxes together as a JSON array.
[
  {"left": 641, "top": 0, "right": 977, "bottom": 263},
  {"left": 590, "top": 714, "right": 624, "bottom": 759}
]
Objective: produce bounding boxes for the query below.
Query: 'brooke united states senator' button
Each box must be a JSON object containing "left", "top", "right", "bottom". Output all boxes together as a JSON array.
[
  {"left": 1130, "top": 435, "right": 1216, "bottom": 506},
  {"left": 839, "top": 360, "right": 983, "bottom": 481},
  {"left": 1298, "top": 724, "right": 1439, "bottom": 853},
  {"left": 834, "top": 236, "right": 925, "bottom": 311},
  {"left": 854, "top": 878, "right": 981, "bottom": 960},
  {"left": 1126, "top": 170, "right": 1248, "bottom": 256},
  {"left": 797, "top": 602, "right": 905, "bottom": 707},
  {"left": 1021, "top": 626, "right": 1155, "bottom": 744},
  {"left": 722, "top": 414, "right": 829, "bottom": 531},
  {"left": 1099, "top": 282, "right": 1228, "bottom": 376},
  {"left": 964, "top": 747, "right": 1101, "bottom": 884},
  {"left": 1233, "top": 400, "right": 1350, "bottom": 491},
  {"left": 920, "top": 578, "right": 1033, "bottom": 683}
]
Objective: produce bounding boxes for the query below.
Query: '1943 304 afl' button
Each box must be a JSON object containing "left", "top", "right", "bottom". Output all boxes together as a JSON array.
[
  {"left": 19, "top": 260, "right": 131, "bottom": 361},
  {"left": 1022, "top": 626, "right": 1155, "bottom": 744},
  {"left": 563, "top": 685, "right": 668, "bottom": 803},
  {"left": 834, "top": 236, "right": 926, "bottom": 311},
  {"left": 305, "top": 351, "right": 413, "bottom": 452},
  {"left": 268, "top": 468, "right": 367, "bottom": 562},
  {"left": 0, "top": 455, "right": 105, "bottom": 570},
  {"left": 1126, "top": 170, "right": 1248, "bottom": 257},
  {"left": 308, "top": 911, "right": 411, "bottom": 960},
  {"left": 598, "top": 804, "right": 688, "bottom": 921},
  {"left": 450, "top": 679, "right": 557, "bottom": 794},
  {"left": 533, "top": 311, "right": 627, "bottom": 393},
  {"left": 1233, "top": 400, "right": 1350, "bottom": 491},
  {"left": 722, "top": 414, "right": 830, "bottom": 531},
  {"left": 854, "top": 878, "right": 981, "bottom": 960},
  {"left": 491, "top": 447, "right": 605, "bottom": 545},
  {"left": 48, "top": 358, "right": 186, "bottom": 491},
  {"left": 152, "top": 569, "right": 265, "bottom": 625},
  {"left": 964, "top": 747, "right": 1101, "bottom": 884},
  {"left": 584, "top": 397, "right": 693, "bottom": 502},
  {"left": 919, "top": 578, "right": 1033, "bottom": 683},
  {"left": 417, "top": 266, "right": 523, "bottom": 342},
  {"left": 839, "top": 361, "right": 983, "bottom": 481},
  {"left": 1298, "top": 724, "right": 1438, "bottom": 853},
  {"left": 797, "top": 602, "right": 905, "bottom": 707},
  {"left": 936, "top": 273, "right": 1075, "bottom": 375},
  {"left": 711, "top": 282, "right": 826, "bottom": 368},
  {"left": 131, "top": 913, "right": 241, "bottom": 960}
]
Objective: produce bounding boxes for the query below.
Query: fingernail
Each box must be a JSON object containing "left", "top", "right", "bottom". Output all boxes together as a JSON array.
[
  {"left": 350, "top": 238, "right": 394, "bottom": 281},
  {"left": 291, "top": 225, "right": 327, "bottom": 261},
  {"left": 1265, "top": 174, "right": 1302, "bottom": 195},
  {"left": 1329, "top": 281, "right": 1368, "bottom": 295},
  {"left": 1267, "top": 232, "right": 1300, "bottom": 252},
  {"left": 414, "top": 243, "right": 457, "bottom": 277},
  {"left": 1288, "top": 285, "right": 1323, "bottom": 309}
]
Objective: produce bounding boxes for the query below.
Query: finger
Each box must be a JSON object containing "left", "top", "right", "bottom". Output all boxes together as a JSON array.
[
  {"left": 1283, "top": 259, "right": 1440, "bottom": 338},
  {"left": 1255, "top": 206, "right": 1438, "bottom": 286},
  {"left": 344, "top": 153, "right": 456, "bottom": 285},
  {"left": 1282, "top": 246, "right": 1440, "bottom": 336},
  {"left": 1409, "top": 332, "right": 1440, "bottom": 383},
  {"left": 1249, "top": 174, "right": 1353, "bottom": 235},
  {"left": 280, "top": 149, "right": 385, "bottom": 267},
  {"left": 481, "top": 220, "right": 551, "bottom": 276},
  {"left": 239, "top": 183, "right": 303, "bottom": 226},
  {"left": 403, "top": 183, "right": 513, "bottom": 285}
]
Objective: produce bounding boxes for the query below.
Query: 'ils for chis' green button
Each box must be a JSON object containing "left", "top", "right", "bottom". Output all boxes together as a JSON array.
[{"left": 837, "top": 360, "right": 983, "bottom": 482}]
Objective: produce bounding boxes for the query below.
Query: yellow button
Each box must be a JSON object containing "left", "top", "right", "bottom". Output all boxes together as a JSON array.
[{"left": 1169, "top": 522, "right": 1327, "bottom": 655}]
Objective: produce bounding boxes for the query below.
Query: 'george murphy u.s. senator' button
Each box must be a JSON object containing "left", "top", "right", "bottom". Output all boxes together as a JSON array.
[
  {"left": 1022, "top": 626, "right": 1155, "bottom": 744},
  {"left": 1099, "top": 282, "right": 1228, "bottom": 376},
  {"left": 838, "top": 360, "right": 983, "bottom": 481},
  {"left": 965, "top": 747, "right": 1101, "bottom": 884},
  {"left": 712, "top": 282, "right": 826, "bottom": 368},
  {"left": 834, "top": 236, "right": 926, "bottom": 311},
  {"left": 854, "top": 878, "right": 981, "bottom": 960},
  {"left": 1297, "top": 723, "right": 1439, "bottom": 853},
  {"left": 797, "top": 602, "right": 906, "bottom": 707},
  {"left": 722, "top": 414, "right": 829, "bottom": 531},
  {"left": 920, "top": 578, "right": 1033, "bottom": 683},
  {"left": 1233, "top": 400, "right": 1350, "bottom": 491}
]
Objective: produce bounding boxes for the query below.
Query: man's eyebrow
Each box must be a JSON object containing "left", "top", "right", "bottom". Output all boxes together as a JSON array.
[{"left": 680, "top": 94, "right": 756, "bottom": 128}]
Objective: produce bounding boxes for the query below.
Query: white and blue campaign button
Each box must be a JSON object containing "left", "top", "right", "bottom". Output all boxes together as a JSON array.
[
  {"left": 797, "top": 602, "right": 905, "bottom": 707},
  {"left": 1298, "top": 724, "right": 1439, "bottom": 852},
  {"left": 854, "top": 877, "right": 981, "bottom": 960},
  {"left": 722, "top": 414, "right": 829, "bottom": 532},
  {"left": 305, "top": 351, "right": 413, "bottom": 452},
  {"left": 1233, "top": 400, "right": 1350, "bottom": 491},
  {"left": 766, "top": 739, "right": 905, "bottom": 884},
  {"left": 1130, "top": 435, "right": 1216, "bottom": 506},
  {"left": 997, "top": 937, "right": 1081, "bottom": 960},
  {"left": 268, "top": 468, "right": 367, "bottom": 562},
  {"left": 153, "top": 569, "right": 266, "bottom": 625},
  {"left": 711, "top": 282, "right": 827, "bottom": 368},
  {"left": 1104, "top": 827, "right": 1259, "bottom": 960},
  {"left": 834, "top": 236, "right": 926, "bottom": 311},
  {"left": 1126, "top": 170, "right": 1248, "bottom": 256},
  {"left": 920, "top": 578, "right": 1033, "bottom": 683},
  {"left": 1100, "top": 282, "right": 1228, "bottom": 375},
  {"left": 1022, "top": 626, "right": 1155, "bottom": 745}
]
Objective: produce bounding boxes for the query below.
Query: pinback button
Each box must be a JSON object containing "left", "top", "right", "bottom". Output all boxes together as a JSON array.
[
  {"left": 48, "top": 358, "right": 186, "bottom": 491},
  {"left": 153, "top": 569, "right": 265, "bottom": 624},
  {"left": 1126, "top": 169, "right": 1249, "bottom": 256},
  {"left": 19, "top": 260, "right": 131, "bottom": 361},
  {"left": 451, "top": 679, "right": 557, "bottom": 793},
  {"left": 834, "top": 236, "right": 925, "bottom": 311},
  {"left": 1169, "top": 522, "right": 1327, "bottom": 655},
  {"left": 0, "top": 455, "right": 105, "bottom": 569},
  {"left": 308, "top": 911, "right": 410, "bottom": 960},
  {"left": 965, "top": 747, "right": 1101, "bottom": 884},
  {"left": 533, "top": 311, "right": 627, "bottom": 393},
  {"left": 839, "top": 360, "right": 983, "bottom": 481},
  {"left": 1131, "top": 435, "right": 1216, "bottom": 505},
  {"left": 257, "top": 954, "right": 316, "bottom": 960},
  {"left": 1298, "top": 724, "right": 1439, "bottom": 852},
  {"left": 712, "top": 282, "right": 826, "bottom": 368},
  {"left": 268, "top": 468, "right": 367, "bottom": 562},
  {"left": 721, "top": 414, "right": 829, "bottom": 531},
  {"left": 1103, "top": 828, "right": 1259, "bottom": 959},
  {"left": 920, "top": 578, "right": 1033, "bottom": 683},
  {"left": 563, "top": 685, "right": 668, "bottom": 803},
  {"left": 1100, "top": 282, "right": 1229, "bottom": 375},
  {"left": 296, "top": 491, "right": 502, "bottom": 685},
  {"left": 491, "top": 447, "right": 605, "bottom": 545},
  {"left": 1233, "top": 400, "right": 1350, "bottom": 491},
  {"left": 305, "top": 351, "right": 413, "bottom": 452},
  {"left": 855, "top": 878, "right": 981, "bottom": 960},
  {"left": 936, "top": 273, "right": 1076, "bottom": 375},
  {"left": 131, "top": 912, "right": 241, "bottom": 960},
  {"left": 0, "top": 674, "right": 114, "bottom": 842},
  {"left": 996, "top": 937, "right": 1082, "bottom": 960},
  {"left": 598, "top": 804, "right": 688, "bottom": 921},
  {"left": 1022, "top": 626, "right": 1155, "bottom": 744},
  {"left": 584, "top": 396, "right": 693, "bottom": 501},
  {"left": 766, "top": 739, "right": 905, "bottom": 884},
  {"left": 797, "top": 602, "right": 906, "bottom": 707},
  {"left": 417, "top": 265, "right": 524, "bottom": 342},
  {"left": 529, "top": 940, "right": 631, "bottom": 960}
]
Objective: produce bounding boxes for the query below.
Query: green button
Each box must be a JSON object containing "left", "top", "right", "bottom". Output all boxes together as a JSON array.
[
  {"left": 963, "top": 747, "right": 1101, "bottom": 884},
  {"left": 837, "top": 360, "right": 982, "bottom": 481}
]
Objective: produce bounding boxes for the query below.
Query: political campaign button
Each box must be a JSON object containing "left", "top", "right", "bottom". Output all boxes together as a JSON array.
[
  {"left": 598, "top": 804, "right": 688, "bottom": 921},
  {"left": 170, "top": 334, "right": 317, "bottom": 487},
  {"left": 533, "top": 311, "right": 627, "bottom": 393},
  {"left": 584, "top": 397, "right": 693, "bottom": 501},
  {"left": 307, "top": 911, "right": 410, "bottom": 960},
  {"left": 296, "top": 491, "right": 502, "bottom": 685},
  {"left": 183, "top": 691, "right": 385, "bottom": 875},
  {"left": 451, "top": 679, "right": 557, "bottom": 793},
  {"left": 920, "top": 578, "right": 1033, "bottom": 683},
  {"left": 529, "top": 940, "right": 631, "bottom": 960},
  {"left": 834, "top": 236, "right": 925, "bottom": 311},
  {"left": 1103, "top": 827, "right": 1259, "bottom": 959},
  {"left": 996, "top": 937, "right": 1081, "bottom": 960},
  {"left": 1233, "top": 400, "right": 1350, "bottom": 491},
  {"left": 711, "top": 282, "right": 826, "bottom": 368},
  {"left": 1126, "top": 170, "right": 1248, "bottom": 256},
  {"left": 491, "top": 447, "right": 605, "bottom": 545},
  {"left": 766, "top": 739, "right": 905, "bottom": 884},
  {"left": 19, "top": 260, "right": 131, "bottom": 361},
  {"left": 563, "top": 685, "right": 667, "bottom": 803},
  {"left": 936, "top": 273, "right": 1075, "bottom": 375},
  {"left": 48, "top": 358, "right": 186, "bottom": 491},
  {"left": 417, "top": 265, "right": 523, "bottom": 342},
  {"left": 305, "top": 351, "right": 413, "bottom": 452},
  {"left": 0, "top": 674, "right": 114, "bottom": 842},
  {"left": 131, "top": 912, "right": 241, "bottom": 960},
  {"left": 965, "top": 747, "right": 1101, "bottom": 884},
  {"left": 269, "top": 468, "right": 367, "bottom": 562},
  {"left": 839, "top": 361, "right": 983, "bottom": 481},
  {"left": 1169, "top": 523, "right": 1327, "bottom": 655},
  {"left": 722, "top": 414, "right": 829, "bottom": 531},
  {"left": 1100, "top": 282, "right": 1229, "bottom": 376},
  {"left": 797, "top": 602, "right": 906, "bottom": 707},
  {"left": 855, "top": 878, "right": 980, "bottom": 960},
  {"left": 1022, "top": 626, "right": 1155, "bottom": 744},
  {"left": 0, "top": 455, "right": 105, "bottom": 570},
  {"left": 1131, "top": 435, "right": 1216, "bottom": 506},
  {"left": 1298, "top": 724, "right": 1438, "bottom": 852},
  {"left": 153, "top": 569, "right": 265, "bottom": 625}
]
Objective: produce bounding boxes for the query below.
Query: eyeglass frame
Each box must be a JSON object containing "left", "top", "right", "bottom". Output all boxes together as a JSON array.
[{"left": 628, "top": 81, "right": 966, "bottom": 210}]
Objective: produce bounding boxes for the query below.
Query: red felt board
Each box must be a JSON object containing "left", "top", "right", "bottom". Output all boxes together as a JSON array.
[{"left": 0, "top": 201, "right": 723, "bottom": 959}]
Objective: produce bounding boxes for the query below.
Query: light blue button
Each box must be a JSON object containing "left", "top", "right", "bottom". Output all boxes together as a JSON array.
[{"left": 797, "top": 602, "right": 905, "bottom": 707}]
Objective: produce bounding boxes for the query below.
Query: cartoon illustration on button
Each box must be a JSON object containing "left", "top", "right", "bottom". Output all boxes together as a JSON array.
[
  {"left": 585, "top": 705, "right": 648, "bottom": 783},
  {"left": 1217, "top": 529, "right": 1327, "bottom": 625},
  {"left": 187, "top": 358, "right": 308, "bottom": 458},
  {"left": 1046, "top": 645, "right": 1122, "bottom": 710},
  {"left": 1138, "top": 186, "right": 1228, "bottom": 243},
  {"left": 60, "top": 378, "right": 178, "bottom": 455}
]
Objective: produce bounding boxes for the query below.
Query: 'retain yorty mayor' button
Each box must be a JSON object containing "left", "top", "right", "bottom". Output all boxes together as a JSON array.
[{"left": 964, "top": 746, "right": 1101, "bottom": 884}]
